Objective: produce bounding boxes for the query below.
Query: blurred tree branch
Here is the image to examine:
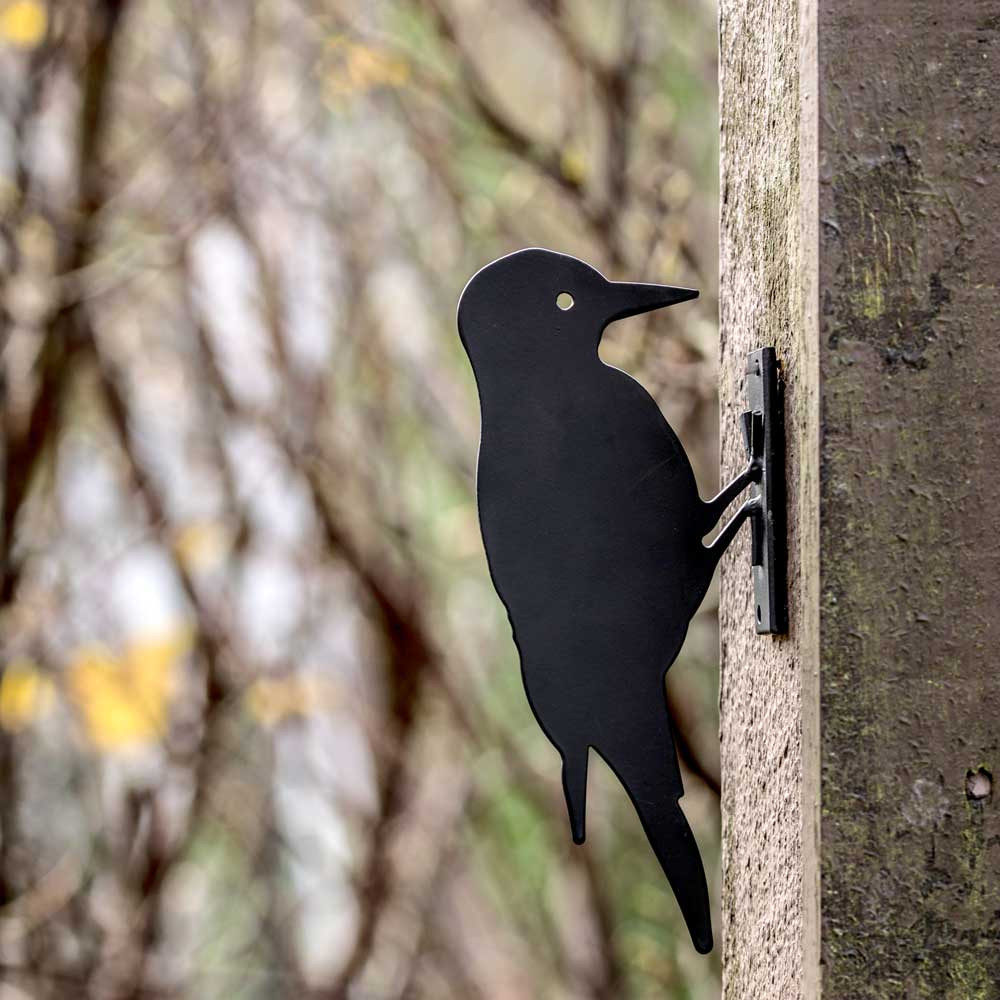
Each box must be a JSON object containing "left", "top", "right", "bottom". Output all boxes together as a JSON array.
[{"left": 0, "top": 0, "right": 722, "bottom": 995}]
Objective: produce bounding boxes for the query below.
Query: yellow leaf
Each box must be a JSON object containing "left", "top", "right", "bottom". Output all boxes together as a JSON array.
[
  {"left": 0, "top": 659, "right": 54, "bottom": 730},
  {"left": 323, "top": 37, "right": 409, "bottom": 100},
  {"left": 173, "top": 520, "right": 228, "bottom": 572},
  {"left": 348, "top": 45, "right": 409, "bottom": 89},
  {"left": 0, "top": 1, "right": 47, "bottom": 50},
  {"left": 245, "top": 674, "right": 339, "bottom": 728},
  {"left": 560, "top": 147, "right": 587, "bottom": 186},
  {"left": 68, "top": 629, "right": 191, "bottom": 751}
]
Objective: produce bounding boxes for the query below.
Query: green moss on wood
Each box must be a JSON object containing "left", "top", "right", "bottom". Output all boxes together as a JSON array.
[{"left": 818, "top": 4, "right": 1000, "bottom": 997}]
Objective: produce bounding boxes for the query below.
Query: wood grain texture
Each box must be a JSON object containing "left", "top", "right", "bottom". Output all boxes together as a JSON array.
[
  {"left": 721, "top": 2, "right": 1000, "bottom": 997},
  {"left": 817, "top": 3, "right": 1000, "bottom": 997},
  {"left": 719, "top": 1, "right": 819, "bottom": 996}
]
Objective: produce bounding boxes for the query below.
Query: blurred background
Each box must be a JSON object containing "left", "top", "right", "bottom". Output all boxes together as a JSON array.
[{"left": 0, "top": 0, "right": 721, "bottom": 996}]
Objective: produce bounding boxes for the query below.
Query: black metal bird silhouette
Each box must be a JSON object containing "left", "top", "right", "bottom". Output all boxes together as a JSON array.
[{"left": 457, "top": 248, "right": 761, "bottom": 955}]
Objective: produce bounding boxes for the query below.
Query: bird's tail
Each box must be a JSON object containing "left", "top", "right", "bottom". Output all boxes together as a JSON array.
[
  {"left": 631, "top": 791, "right": 713, "bottom": 954},
  {"left": 596, "top": 734, "right": 714, "bottom": 954},
  {"left": 561, "top": 748, "right": 589, "bottom": 845}
]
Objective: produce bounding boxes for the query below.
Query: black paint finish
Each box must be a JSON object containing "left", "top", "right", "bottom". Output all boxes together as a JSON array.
[
  {"left": 742, "top": 348, "right": 787, "bottom": 635},
  {"left": 458, "top": 248, "right": 763, "bottom": 954}
]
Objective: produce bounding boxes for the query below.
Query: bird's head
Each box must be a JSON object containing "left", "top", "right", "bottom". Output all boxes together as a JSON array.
[{"left": 457, "top": 248, "right": 698, "bottom": 374}]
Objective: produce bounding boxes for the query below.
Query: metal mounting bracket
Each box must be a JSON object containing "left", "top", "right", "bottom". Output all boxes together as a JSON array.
[{"left": 741, "top": 347, "right": 787, "bottom": 635}]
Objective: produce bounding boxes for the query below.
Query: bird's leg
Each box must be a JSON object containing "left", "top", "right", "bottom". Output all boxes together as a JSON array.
[
  {"left": 701, "top": 495, "right": 761, "bottom": 573},
  {"left": 561, "top": 749, "right": 589, "bottom": 845},
  {"left": 699, "top": 459, "right": 760, "bottom": 536}
]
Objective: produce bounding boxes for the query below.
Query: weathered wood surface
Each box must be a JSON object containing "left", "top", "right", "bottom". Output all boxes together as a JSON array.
[
  {"left": 719, "top": 0, "right": 819, "bottom": 995},
  {"left": 720, "top": 2, "right": 1000, "bottom": 998}
]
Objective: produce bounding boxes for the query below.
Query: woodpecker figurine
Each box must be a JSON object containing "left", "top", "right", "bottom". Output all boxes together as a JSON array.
[{"left": 457, "top": 248, "right": 760, "bottom": 954}]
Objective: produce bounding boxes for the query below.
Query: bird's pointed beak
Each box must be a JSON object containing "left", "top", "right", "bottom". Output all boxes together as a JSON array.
[{"left": 603, "top": 280, "right": 699, "bottom": 325}]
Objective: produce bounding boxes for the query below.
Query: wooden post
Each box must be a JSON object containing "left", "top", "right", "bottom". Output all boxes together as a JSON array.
[{"left": 719, "top": 3, "right": 1000, "bottom": 997}]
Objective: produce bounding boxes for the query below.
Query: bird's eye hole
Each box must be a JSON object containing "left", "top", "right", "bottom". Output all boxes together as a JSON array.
[{"left": 556, "top": 292, "right": 574, "bottom": 311}]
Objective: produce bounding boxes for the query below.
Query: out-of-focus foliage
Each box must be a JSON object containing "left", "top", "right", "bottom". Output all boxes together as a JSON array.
[
  {"left": 0, "top": 1, "right": 46, "bottom": 49},
  {"left": 0, "top": 0, "right": 721, "bottom": 997}
]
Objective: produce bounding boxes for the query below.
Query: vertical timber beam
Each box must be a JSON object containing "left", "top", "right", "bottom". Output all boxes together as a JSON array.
[
  {"left": 719, "top": 0, "right": 820, "bottom": 995},
  {"left": 720, "top": 2, "right": 1000, "bottom": 998}
]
